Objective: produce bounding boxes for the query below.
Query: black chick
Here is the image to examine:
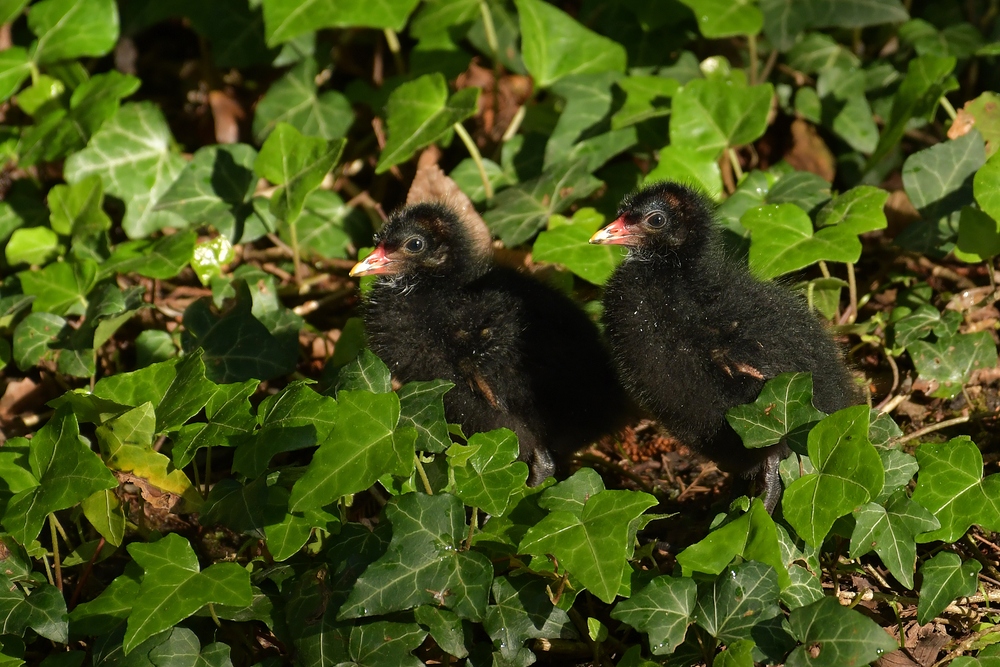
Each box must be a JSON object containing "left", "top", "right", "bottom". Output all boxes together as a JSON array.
[
  {"left": 351, "top": 202, "right": 629, "bottom": 486},
  {"left": 590, "top": 181, "right": 857, "bottom": 511}
]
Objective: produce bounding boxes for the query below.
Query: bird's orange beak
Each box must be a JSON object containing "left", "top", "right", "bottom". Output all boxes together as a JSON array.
[
  {"left": 349, "top": 246, "right": 397, "bottom": 277},
  {"left": 590, "top": 217, "right": 640, "bottom": 245}
]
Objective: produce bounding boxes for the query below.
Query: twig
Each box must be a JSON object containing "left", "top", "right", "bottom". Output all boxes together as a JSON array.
[
  {"left": 964, "top": 533, "right": 1000, "bottom": 582},
  {"left": 747, "top": 34, "right": 759, "bottom": 84},
  {"left": 931, "top": 624, "right": 1000, "bottom": 667},
  {"left": 895, "top": 415, "right": 971, "bottom": 445},
  {"left": 69, "top": 537, "right": 106, "bottom": 609},
  {"left": 878, "top": 392, "right": 910, "bottom": 415},
  {"left": 383, "top": 28, "right": 406, "bottom": 75}
]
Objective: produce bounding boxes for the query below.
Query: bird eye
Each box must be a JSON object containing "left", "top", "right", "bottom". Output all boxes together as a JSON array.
[
  {"left": 404, "top": 237, "right": 425, "bottom": 253},
  {"left": 646, "top": 212, "right": 666, "bottom": 228}
]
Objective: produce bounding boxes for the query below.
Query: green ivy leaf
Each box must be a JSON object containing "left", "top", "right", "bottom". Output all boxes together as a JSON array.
[
  {"left": 18, "top": 259, "right": 97, "bottom": 316},
  {"left": 743, "top": 203, "right": 860, "bottom": 279},
  {"left": 533, "top": 207, "right": 626, "bottom": 285},
  {"left": 289, "top": 389, "right": 406, "bottom": 512},
  {"left": 101, "top": 230, "right": 197, "bottom": 280},
  {"left": 520, "top": 489, "right": 657, "bottom": 603},
  {"left": 670, "top": 79, "right": 774, "bottom": 158},
  {"left": 484, "top": 160, "right": 601, "bottom": 247},
  {"left": 782, "top": 406, "right": 884, "bottom": 547},
  {"left": 349, "top": 620, "right": 427, "bottom": 667},
  {"left": 282, "top": 189, "right": 355, "bottom": 260},
  {"left": 726, "top": 372, "right": 826, "bottom": 451},
  {"left": 815, "top": 185, "right": 889, "bottom": 234},
  {"left": 610, "top": 575, "right": 696, "bottom": 655},
  {"left": 908, "top": 331, "right": 997, "bottom": 399},
  {"left": 333, "top": 348, "right": 392, "bottom": 394},
  {"left": 47, "top": 174, "right": 112, "bottom": 238},
  {"left": 183, "top": 280, "right": 299, "bottom": 383},
  {"left": 232, "top": 381, "right": 338, "bottom": 478},
  {"left": 254, "top": 123, "right": 345, "bottom": 225},
  {"left": 611, "top": 76, "right": 679, "bottom": 130},
  {"left": 1, "top": 408, "right": 117, "bottom": 545},
  {"left": 694, "top": 560, "right": 781, "bottom": 643},
  {"left": 93, "top": 352, "right": 217, "bottom": 433},
  {"left": 28, "top": 0, "right": 119, "bottom": 64},
  {"left": 154, "top": 144, "right": 261, "bottom": 243},
  {"left": 414, "top": 606, "right": 468, "bottom": 659},
  {"left": 0, "top": 47, "right": 31, "bottom": 101},
  {"left": 64, "top": 102, "right": 187, "bottom": 239},
  {"left": 376, "top": 73, "right": 479, "bottom": 173},
  {"left": 484, "top": 575, "right": 576, "bottom": 663},
  {"left": 786, "top": 596, "right": 897, "bottom": 666},
  {"left": 645, "top": 146, "right": 724, "bottom": 201},
  {"left": 677, "top": 499, "right": 789, "bottom": 589},
  {"left": 340, "top": 492, "right": 493, "bottom": 620},
  {"left": 916, "top": 552, "right": 982, "bottom": 625},
  {"left": 12, "top": 312, "right": 64, "bottom": 370},
  {"left": 253, "top": 57, "right": 354, "bottom": 143},
  {"left": 80, "top": 488, "right": 126, "bottom": 547},
  {"left": 261, "top": 0, "right": 421, "bottom": 45},
  {"left": 171, "top": 379, "right": 258, "bottom": 468},
  {"left": 678, "top": 0, "right": 763, "bottom": 38},
  {"left": 956, "top": 206, "right": 1000, "bottom": 262},
  {"left": 5, "top": 227, "right": 61, "bottom": 266},
  {"left": 849, "top": 491, "right": 939, "bottom": 589},
  {"left": 0, "top": 581, "right": 68, "bottom": 643},
  {"left": 398, "top": 379, "right": 454, "bottom": 454},
  {"left": 912, "top": 437, "right": 1000, "bottom": 543},
  {"left": 449, "top": 429, "right": 529, "bottom": 516},
  {"left": 123, "top": 533, "right": 252, "bottom": 654}
]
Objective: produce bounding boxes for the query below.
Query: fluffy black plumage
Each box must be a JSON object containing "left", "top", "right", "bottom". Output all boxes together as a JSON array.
[
  {"left": 352, "top": 202, "right": 629, "bottom": 485},
  {"left": 591, "top": 182, "right": 858, "bottom": 511}
]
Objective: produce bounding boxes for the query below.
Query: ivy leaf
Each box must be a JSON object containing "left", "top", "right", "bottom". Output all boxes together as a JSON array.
[
  {"left": 645, "top": 146, "right": 724, "bottom": 201},
  {"left": 253, "top": 57, "right": 354, "bottom": 143},
  {"left": 282, "top": 189, "right": 355, "bottom": 260},
  {"left": 912, "top": 437, "right": 1000, "bottom": 543},
  {"left": 376, "top": 73, "right": 479, "bottom": 173},
  {"left": 814, "top": 185, "right": 889, "bottom": 235},
  {"left": 333, "top": 348, "right": 392, "bottom": 394},
  {"left": 670, "top": 79, "right": 774, "bottom": 158},
  {"left": 80, "top": 489, "right": 126, "bottom": 547},
  {"left": 892, "top": 304, "right": 960, "bottom": 349},
  {"left": 726, "top": 373, "right": 826, "bottom": 451},
  {"left": 849, "top": 492, "right": 940, "bottom": 589},
  {"left": 907, "top": 331, "right": 997, "bottom": 399},
  {"left": 678, "top": 0, "right": 763, "bottom": 38},
  {"left": 261, "top": 0, "right": 421, "bottom": 45},
  {"left": 484, "top": 160, "right": 602, "bottom": 247},
  {"left": 101, "top": 230, "right": 197, "bottom": 280},
  {"left": 19, "top": 259, "right": 97, "bottom": 316},
  {"left": 514, "top": 0, "right": 627, "bottom": 88},
  {"left": 154, "top": 144, "right": 260, "bottom": 243},
  {"left": 349, "top": 620, "right": 427, "bottom": 667},
  {"left": 28, "top": 0, "right": 119, "bottom": 64},
  {"left": 47, "top": 174, "right": 111, "bottom": 237},
  {"left": 917, "top": 552, "right": 982, "bottom": 624},
  {"left": 398, "top": 379, "right": 453, "bottom": 454},
  {"left": 786, "top": 596, "right": 897, "bottom": 666},
  {"left": 610, "top": 576, "right": 696, "bottom": 655},
  {"left": 676, "top": 499, "right": 789, "bottom": 589},
  {"left": 782, "top": 406, "right": 884, "bottom": 547},
  {"left": 5, "top": 227, "right": 61, "bottom": 266},
  {"left": 95, "top": 404, "right": 203, "bottom": 511},
  {"left": 520, "top": 489, "right": 657, "bottom": 603},
  {"left": 231, "top": 381, "right": 338, "bottom": 478},
  {"left": 182, "top": 280, "right": 299, "bottom": 383},
  {"left": 743, "top": 203, "right": 859, "bottom": 279},
  {"left": 956, "top": 206, "right": 1000, "bottom": 262},
  {"left": 0, "top": 581, "right": 68, "bottom": 643},
  {"left": 611, "top": 76, "right": 679, "bottom": 130},
  {"left": 414, "top": 606, "right": 468, "bottom": 659},
  {"left": 538, "top": 467, "right": 606, "bottom": 516},
  {"left": 64, "top": 102, "right": 186, "bottom": 239},
  {"left": 171, "top": 379, "right": 258, "bottom": 468},
  {"left": 289, "top": 389, "right": 406, "bottom": 512},
  {"left": 449, "top": 429, "right": 529, "bottom": 516},
  {"left": 123, "top": 533, "right": 252, "bottom": 654},
  {"left": 254, "top": 123, "right": 346, "bottom": 225},
  {"left": 1, "top": 408, "right": 117, "bottom": 546},
  {"left": 0, "top": 47, "right": 31, "bottom": 101},
  {"left": 484, "top": 576, "right": 577, "bottom": 663},
  {"left": 93, "top": 352, "right": 217, "bottom": 433},
  {"left": 694, "top": 561, "right": 781, "bottom": 643},
  {"left": 974, "top": 145, "right": 1000, "bottom": 223},
  {"left": 533, "top": 208, "right": 626, "bottom": 285},
  {"left": 868, "top": 55, "right": 957, "bottom": 169},
  {"left": 339, "top": 492, "right": 493, "bottom": 620}
]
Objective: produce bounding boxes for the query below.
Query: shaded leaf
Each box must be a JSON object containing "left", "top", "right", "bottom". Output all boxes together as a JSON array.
[
  {"left": 611, "top": 575, "right": 696, "bottom": 654},
  {"left": 726, "top": 373, "right": 826, "bottom": 451},
  {"left": 917, "top": 551, "right": 982, "bottom": 624},
  {"left": 786, "top": 596, "right": 897, "bottom": 666}
]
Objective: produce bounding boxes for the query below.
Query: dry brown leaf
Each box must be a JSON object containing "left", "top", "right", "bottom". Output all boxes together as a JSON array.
[
  {"left": 407, "top": 149, "right": 493, "bottom": 260},
  {"left": 115, "top": 471, "right": 185, "bottom": 512},
  {"left": 948, "top": 108, "right": 977, "bottom": 141},
  {"left": 455, "top": 60, "right": 532, "bottom": 143},
  {"left": 784, "top": 119, "right": 836, "bottom": 182},
  {"left": 885, "top": 189, "right": 922, "bottom": 238},
  {"left": 0, "top": 377, "right": 42, "bottom": 428}
]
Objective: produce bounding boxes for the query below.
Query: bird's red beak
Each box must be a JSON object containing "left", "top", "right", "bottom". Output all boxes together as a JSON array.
[
  {"left": 350, "top": 246, "right": 398, "bottom": 277},
  {"left": 590, "top": 217, "right": 640, "bottom": 246}
]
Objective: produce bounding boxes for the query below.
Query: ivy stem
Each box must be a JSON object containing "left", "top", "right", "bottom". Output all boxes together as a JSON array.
[
  {"left": 727, "top": 147, "right": 744, "bottom": 182},
  {"left": 204, "top": 444, "right": 213, "bottom": 497},
  {"left": 747, "top": 34, "right": 759, "bottom": 84},
  {"left": 845, "top": 262, "right": 858, "bottom": 324},
  {"left": 464, "top": 507, "right": 478, "bottom": 550},
  {"left": 49, "top": 514, "right": 63, "bottom": 591},
  {"left": 208, "top": 603, "right": 222, "bottom": 628},
  {"left": 895, "top": 414, "right": 971, "bottom": 445},
  {"left": 414, "top": 454, "right": 434, "bottom": 495},
  {"left": 383, "top": 28, "right": 406, "bottom": 75},
  {"left": 50, "top": 511, "right": 72, "bottom": 549},
  {"left": 479, "top": 0, "right": 500, "bottom": 61},
  {"left": 69, "top": 537, "right": 105, "bottom": 609},
  {"left": 454, "top": 121, "right": 494, "bottom": 203},
  {"left": 502, "top": 105, "right": 526, "bottom": 143},
  {"left": 817, "top": 260, "right": 831, "bottom": 278},
  {"left": 939, "top": 94, "right": 958, "bottom": 121},
  {"left": 289, "top": 222, "right": 303, "bottom": 286},
  {"left": 192, "top": 456, "right": 202, "bottom": 498}
]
